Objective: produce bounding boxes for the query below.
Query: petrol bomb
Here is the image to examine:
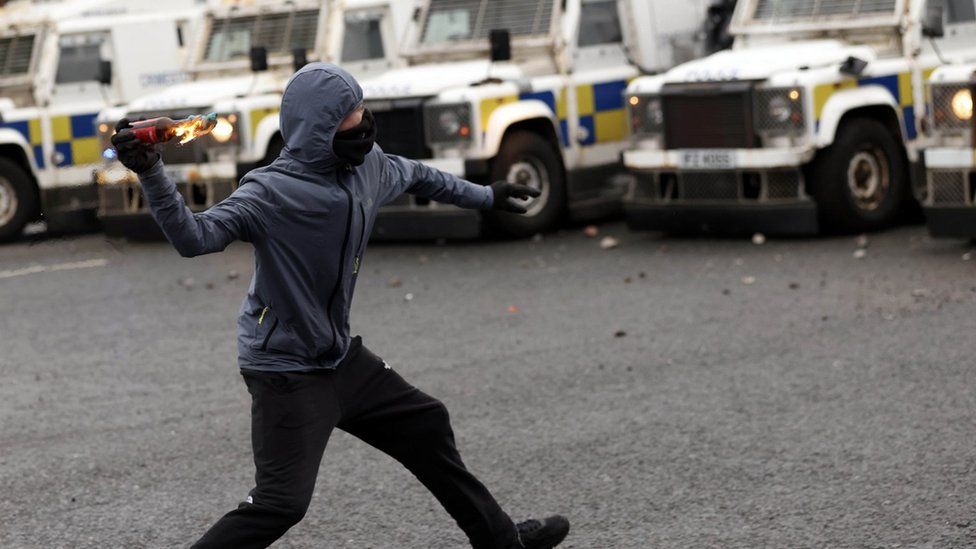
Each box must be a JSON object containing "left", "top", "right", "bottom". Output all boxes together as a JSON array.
[{"left": 124, "top": 113, "right": 219, "bottom": 146}]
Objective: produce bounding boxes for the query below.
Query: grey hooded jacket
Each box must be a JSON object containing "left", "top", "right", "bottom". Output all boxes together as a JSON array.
[{"left": 137, "top": 63, "right": 493, "bottom": 371}]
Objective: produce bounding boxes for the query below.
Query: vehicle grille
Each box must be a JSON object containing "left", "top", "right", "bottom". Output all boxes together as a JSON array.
[
  {"left": 631, "top": 170, "right": 804, "bottom": 203},
  {"left": 371, "top": 100, "right": 433, "bottom": 159},
  {"left": 662, "top": 84, "right": 756, "bottom": 149},
  {"left": 127, "top": 109, "right": 209, "bottom": 165},
  {"left": 928, "top": 170, "right": 971, "bottom": 206}
]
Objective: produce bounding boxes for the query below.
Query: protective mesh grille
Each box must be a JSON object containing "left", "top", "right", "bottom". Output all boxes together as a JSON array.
[
  {"left": 766, "top": 170, "right": 802, "bottom": 199},
  {"left": 0, "top": 35, "right": 35, "bottom": 76},
  {"left": 930, "top": 84, "right": 973, "bottom": 132},
  {"left": 753, "top": 0, "right": 896, "bottom": 20},
  {"left": 928, "top": 171, "right": 968, "bottom": 205},
  {"left": 679, "top": 172, "right": 738, "bottom": 201},
  {"left": 205, "top": 9, "right": 319, "bottom": 62},
  {"left": 421, "top": 0, "right": 555, "bottom": 43}
]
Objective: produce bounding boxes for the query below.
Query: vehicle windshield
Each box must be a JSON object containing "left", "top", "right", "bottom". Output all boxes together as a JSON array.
[
  {"left": 420, "top": 0, "right": 555, "bottom": 45},
  {"left": 342, "top": 12, "right": 385, "bottom": 62},
  {"left": 747, "top": 0, "right": 897, "bottom": 24},
  {"left": 0, "top": 34, "right": 36, "bottom": 77},
  {"left": 204, "top": 9, "right": 319, "bottom": 62}
]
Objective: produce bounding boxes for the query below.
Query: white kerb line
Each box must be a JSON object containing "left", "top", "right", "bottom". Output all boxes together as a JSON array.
[{"left": 0, "top": 258, "right": 110, "bottom": 280}]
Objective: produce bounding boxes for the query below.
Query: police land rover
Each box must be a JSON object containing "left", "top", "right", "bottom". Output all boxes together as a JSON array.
[
  {"left": 0, "top": 0, "right": 201, "bottom": 241},
  {"left": 359, "top": 0, "right": 711, "bottom": 239},
  {"left": 95, "top": 0, "right": 412, "bottom": 238},
  {"left": 623, "top": 0, "right": 976, "bottom": 235}
]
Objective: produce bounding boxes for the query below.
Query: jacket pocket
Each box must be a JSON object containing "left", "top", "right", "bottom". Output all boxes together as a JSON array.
[{"left": 251, "top": 306, "right": 279, "bottom": 351}]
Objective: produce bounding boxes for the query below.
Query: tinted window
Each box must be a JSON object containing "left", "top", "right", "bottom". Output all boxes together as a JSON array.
[
  {"left": 56, "top": 43, "right": 103, "bottom": 84},
  {"left": 342, "top": 15, "right": 385, "bottom": 62},
  {"left": 947, "top": 0, "right": 976, "bottom": 23},
  {"left": 578, "top": 0, "right": 623, "bottom": 47}
]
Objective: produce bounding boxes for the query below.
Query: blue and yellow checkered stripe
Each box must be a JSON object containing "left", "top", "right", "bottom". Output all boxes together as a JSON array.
[
  {"left": 480, "top": 79, "right": 630, "bottom": 148},
  {"left": 813, "top": 70, "right": 935, "bottom": 139},
  {"left": 0, "top": 112, "right": 100, "bottom": 170},
  {"left": 0, "top": 118, "right": 45, "bottom": 168}
]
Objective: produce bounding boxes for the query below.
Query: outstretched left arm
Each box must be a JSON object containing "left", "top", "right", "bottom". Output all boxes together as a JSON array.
[{"left": 378, "top": 153, "right": 493, "bottom": 209}]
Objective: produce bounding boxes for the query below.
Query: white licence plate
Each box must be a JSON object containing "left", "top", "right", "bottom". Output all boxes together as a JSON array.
[{"left": 679, "top": 150, "right": 737, "bottom": 170}]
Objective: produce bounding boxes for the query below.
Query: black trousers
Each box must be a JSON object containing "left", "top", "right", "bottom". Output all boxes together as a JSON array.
[{"left": 191, "top": 338, "right": 519, "bottom": 549}]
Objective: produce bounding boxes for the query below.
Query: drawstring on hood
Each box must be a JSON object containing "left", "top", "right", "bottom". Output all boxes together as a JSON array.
[{"left": 279, "top": 62, "right": 365, "bottom": 173}]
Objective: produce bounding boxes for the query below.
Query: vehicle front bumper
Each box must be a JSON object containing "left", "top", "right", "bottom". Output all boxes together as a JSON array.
[
  {"left": 622, "top": 145, "right": 816, "bottom": 171},
  {"left": 923, "top": 147, "right": 976, "bottom": 238},
  {"left": 623, "top": 146, "right": 819, "bottom": 235}
]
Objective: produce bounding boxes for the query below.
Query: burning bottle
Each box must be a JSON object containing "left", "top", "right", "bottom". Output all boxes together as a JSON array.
[{"left": 127, "top": 113, "right": 219, "bottom": 146}]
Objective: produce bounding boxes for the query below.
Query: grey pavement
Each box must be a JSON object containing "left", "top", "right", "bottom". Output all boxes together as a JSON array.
[{"left": 1, "top": 224, "right": 974, "bottom": 548}]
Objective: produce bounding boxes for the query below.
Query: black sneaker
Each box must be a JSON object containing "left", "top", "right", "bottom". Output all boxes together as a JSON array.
[{"left": 516, "top": 515, "right": 570, "bottom": 548}]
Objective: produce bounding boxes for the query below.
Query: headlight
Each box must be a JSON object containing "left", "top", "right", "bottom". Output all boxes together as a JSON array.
[
  {"left": 950, "top": 88, "right": 973, "bottom": 121},
  {"left": 211, "top": 116, "right": 235, "bottom": 142},
  {"left": 424, "top": 103, "right": 472, "bottom": 145},
  {"left": 931, "top": 84, "right": 974, "bottom": 132},
  {"left": 755, "top": 88, "right": 805, "bottom": 134},
  {"left": 627, "top": 94, "right": 663, "bottom": 137},
  {"left": 208, "top": 113, "right": 239, "bottom": 145}
]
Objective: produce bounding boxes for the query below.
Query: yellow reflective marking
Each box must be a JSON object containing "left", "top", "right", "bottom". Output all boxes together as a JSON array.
[
  {"left": 28, "top": 119, "right": 42, "bottom": 145},
  {"left": 813, "top": 80, "right": 857, "bottom": 120},
  {"left": 71, "top": 137, "right": 100, "bottom": 164},
  {"left": 576, "top": 84, "right": 595, "bottom": 117},
  {"left": 51, "top": 116, "right": 72, "bottom": 142},
  {"left": 249, "top": 108, "right": 279, "bottom": 138},
  {"left": 594, "top": 109, "right": 627, "bottom": 142},
  {"left": 479, "top": 95, "right": 517, "bottom": 131},
  {"left": 556, "top": 87, "right": 568, "bottom": 119},
  {"left": 258, "top": 306, "right": 268, "bottom": 325},
  {"left": 898, "top": 72, "right": 914, "bottom": 107}
]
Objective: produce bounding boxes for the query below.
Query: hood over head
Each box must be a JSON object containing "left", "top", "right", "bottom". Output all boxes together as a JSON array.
[{"left": 279, "top": 62, "right": 364, "bottom": 172}]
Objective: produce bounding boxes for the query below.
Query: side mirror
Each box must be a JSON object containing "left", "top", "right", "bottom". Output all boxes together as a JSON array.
[
  {"left": 489, "top": 29, "right": 511, "bottom": 62},
  {"left": 292, "top": 48, "right": 308, "bottom": 72},
  {"left": 923, "top": 0, "right": 945, "bottom": 38},
  {"left": 839, "top": 56, "right": 868, "bottom": 77},
  {"left": 97, "top": 60, "right": 112, "bottom": 85},
  {"left": 250, "top": 46, "right": 269, "bottom": 72}
]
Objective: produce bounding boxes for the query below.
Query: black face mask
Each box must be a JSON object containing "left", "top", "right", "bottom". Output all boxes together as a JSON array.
[{"left": 332, "top": 108, "right": 376, "bottom": 166}]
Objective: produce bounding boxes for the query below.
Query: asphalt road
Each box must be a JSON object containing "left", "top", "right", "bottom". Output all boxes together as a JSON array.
[{"left": 1, "top": 224, "right": 975, "bottom": 549}]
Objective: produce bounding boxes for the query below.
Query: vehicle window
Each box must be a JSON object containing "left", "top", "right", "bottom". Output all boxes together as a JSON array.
[
  {"left": 753, "top": 0, "right": 897, "bottom": 21},
  {"left": 421, "top": 0, "right": 555, "bottom": 44},
  {"left": 205, "top": 9, "right": 319, "bottom": 62},
  {"left": 55, "top": 43, "right": 103, "bottom": 84},
  {"left": 578, "top": 0, "right": 623, "bottom": 47},
  {"left": 342, "top": 14, "right": 385, "bottom": 62},
  {"left": 0, "top": 34, "right": 36, "bottom": 76},
  {"left": 947, "top": 0, "right": 976, "bottom": 23}
]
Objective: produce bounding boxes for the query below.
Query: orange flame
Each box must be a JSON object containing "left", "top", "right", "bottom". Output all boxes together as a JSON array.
[{"left": 172, "top": 114, "right": 218, "bottom": 145}]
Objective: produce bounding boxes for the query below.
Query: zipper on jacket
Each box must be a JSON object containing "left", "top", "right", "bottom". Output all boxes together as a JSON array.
[
  {"left": 260, "top": 317, "right": 279, "bottom": 352},
  {"left": 258, "top": 306, "right": 269, "bottom": 325},
  {"left": 353, "top": 202, "right": 367, "bottom": 274},
  {"left": 324, "top": 175, "right": 354, "bottom": 356}
]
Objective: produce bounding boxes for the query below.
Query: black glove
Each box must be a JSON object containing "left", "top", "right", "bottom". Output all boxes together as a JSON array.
[
  {"left": 489, "top": 180, "right": 542, "bottom": 214},
  {"left": 110, "top": 118, "right": 159, "bottom": 174}
]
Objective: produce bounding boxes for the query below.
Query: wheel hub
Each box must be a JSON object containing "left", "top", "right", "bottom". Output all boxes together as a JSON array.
[
  {"left": 846, "top": 149, "right": 889, "bottom": 211},
  {"left": 506, "top": 158, "right": 550, "bottom": 218},
  {"left": 0, "top": 176, "right": 17, "bottom": 227}
]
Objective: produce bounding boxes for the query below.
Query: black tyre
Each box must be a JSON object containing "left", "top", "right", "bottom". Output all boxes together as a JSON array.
[
  {"left": 807, "top": 117, "right": 908, "bottom": 233},
  {"left": 0, "top": 157, "right": 37, "bottom": 242},
  {"left": 484, "top": 130, "right": 566, "bottom": 238}
]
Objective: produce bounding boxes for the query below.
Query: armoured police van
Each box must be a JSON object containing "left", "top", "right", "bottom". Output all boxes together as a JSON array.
[
  {"left": 95, "top": 0, "right": 413, "bottom": 238},
  {"left": 623, "top": 0, "right": 976, "bottom": 235},
  {"left": 359, "top": 0, "right": 711, "bottom": 239},
  {"left": 922, "top": 58, "right": 976, "bottom": 237},
  {"left": 0, "top": 0, "right": 201, "bottom": 241}
]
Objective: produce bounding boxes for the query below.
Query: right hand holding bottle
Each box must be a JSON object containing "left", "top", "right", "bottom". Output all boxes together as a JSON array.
[{"left": 111, "top": 118, "right": 159, "bottom": 174}]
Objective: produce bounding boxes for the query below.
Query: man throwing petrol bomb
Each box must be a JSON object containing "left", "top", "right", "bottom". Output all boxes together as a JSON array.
[{"left": 111, "top": 62, "right": 570, "bottom": 549}]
